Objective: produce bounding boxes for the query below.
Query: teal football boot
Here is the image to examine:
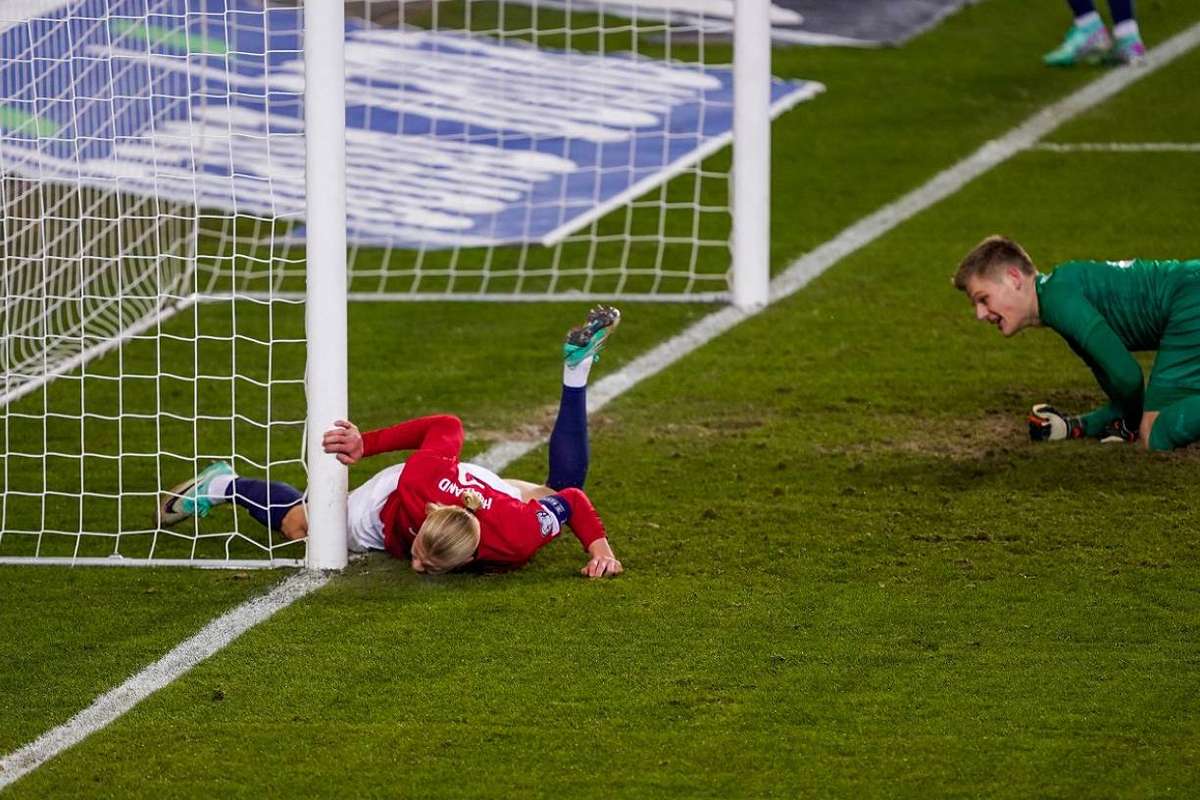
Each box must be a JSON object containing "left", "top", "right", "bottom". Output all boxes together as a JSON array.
[
  {"left": 1104, "top": 33, "right": 1147, "bottom": 66},
  {"left": 563, "top": 305, "right": 621, "bottom": 368},
  {"left": 157, "top": 460, "right": 235, "bottom": 526},
  {"left": 1043, "top": 17, "right": 1112, "bottom": 66}
]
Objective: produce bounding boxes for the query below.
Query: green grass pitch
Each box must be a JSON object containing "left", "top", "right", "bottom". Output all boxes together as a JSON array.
[{"left": 3, "top": 0, "right": 1200, "bottom": 796}]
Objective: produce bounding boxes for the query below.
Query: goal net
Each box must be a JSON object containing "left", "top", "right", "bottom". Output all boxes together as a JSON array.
[{"left": 0, "top": 0, "right": 819, "bottom": 566}]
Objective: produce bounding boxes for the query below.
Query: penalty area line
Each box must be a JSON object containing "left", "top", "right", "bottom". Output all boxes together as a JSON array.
[
  {"left": 1031, "top": 142, "right": 1200, "bottom": 153},
  {"left": 475, "top": 19, "right": 1200, "bottom": 470},
  {"left": 0, "top": 570, "right": 331, "bottom": 790}
]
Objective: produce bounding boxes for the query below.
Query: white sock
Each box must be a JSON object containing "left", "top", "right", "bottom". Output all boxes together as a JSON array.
[
  {"left": 1113, "top": 19, "right": 1140, "bottom": 40},
  {"left": 206, "top": 474, "right": 235, "bottom": 502},
  {"left": 563, "top": 356, "right": 593, "bottom": 388},
  {"left": 1075, "top": 11, "right": 1102, "bottom": 28}
]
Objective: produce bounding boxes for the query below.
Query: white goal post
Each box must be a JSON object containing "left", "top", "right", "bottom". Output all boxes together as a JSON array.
[
  {"left": 0, "top": 0, "right": 810, "bottom": 568},
  {"left": 303, "top": 0, "right": 349, "bottom": 571}
]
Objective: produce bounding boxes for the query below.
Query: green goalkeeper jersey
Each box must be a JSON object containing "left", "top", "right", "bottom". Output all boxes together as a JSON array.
[{"left": 1035, "top": 259, "right": 1200, "bottom": 435}]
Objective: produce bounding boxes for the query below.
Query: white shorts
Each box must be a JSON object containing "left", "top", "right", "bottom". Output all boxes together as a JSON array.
[
  {"left": 346, "top": 462, "right": 404, "bottom": 553},
  {"left": 345, "top": 461, "right": 522, "bottom": 552}
]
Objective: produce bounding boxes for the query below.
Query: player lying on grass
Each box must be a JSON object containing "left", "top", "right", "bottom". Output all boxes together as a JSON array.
[
  {"left": 157, "top": 306, "right": 625, "bottom": 577},
  {"left": 955, "top": 236, "right": 1200, "bottom": 451}
]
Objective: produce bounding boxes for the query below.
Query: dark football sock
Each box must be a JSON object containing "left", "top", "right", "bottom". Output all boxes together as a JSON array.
[
  {"left": 547, "top": 385, "right": 589, "bottom": 490},
  {"left": 1106, "top": 0, "right": 1134, "bottom": 25},
  {"left": 1068, "top": 0, "right": 1097, "bottom": 17},
  {"left": 227, "top": 478, "right": 303, "bottom": 532}
]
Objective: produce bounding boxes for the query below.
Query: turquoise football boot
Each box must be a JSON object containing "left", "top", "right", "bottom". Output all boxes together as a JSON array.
[
  {"left": 1104, "top": 33, "right": 1148, "bottom": 66},
  {"left": 1043, "top": 17, "right": 1112, "bottom": 66},
  {"left": 157, "top": 460, "right": 235, "bottom": 527},
  {"left": 563, "top": 305, "right": 621, "bottom": 368}
]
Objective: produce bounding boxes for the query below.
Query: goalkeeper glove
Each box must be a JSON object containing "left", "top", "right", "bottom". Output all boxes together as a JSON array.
[
  {"left": 1028, "top": 404, "right": 1085, "bottom": 441},
  {"left": 1099, "top": 418, "right": 1139, "bottom": 444}
]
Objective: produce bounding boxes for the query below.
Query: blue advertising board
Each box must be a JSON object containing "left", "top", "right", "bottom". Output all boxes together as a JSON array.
[{"left": 0, "top": 0, "right": 821, "bottom": 248}]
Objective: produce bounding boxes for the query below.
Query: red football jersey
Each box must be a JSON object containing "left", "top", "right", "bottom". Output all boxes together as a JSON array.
[{"left": 360, "top": 415, "right": 607, "bottom": 570}]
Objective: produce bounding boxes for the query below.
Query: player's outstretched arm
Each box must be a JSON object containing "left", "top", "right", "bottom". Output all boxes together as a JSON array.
[
  {"left": 503, "top": 487, "right": 623, "bottom": 577},
  {"left": 361, "top": 415, "right": 465, "bottom": 460},
  {"left": 552, "top": 487, "right": 622, "bottom": 579},
  {"left": 322, "top": 419, "right": 364, "bottom": 464}
]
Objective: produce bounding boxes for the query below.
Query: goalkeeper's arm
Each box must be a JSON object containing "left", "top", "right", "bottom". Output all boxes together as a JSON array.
[{"left": 1028, "top": 404, "right": 1139, "bottom": 443}]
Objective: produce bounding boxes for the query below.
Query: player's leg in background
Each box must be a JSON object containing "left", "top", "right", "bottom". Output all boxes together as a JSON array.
[
  {"left": 1106, "top": 0, "right": 1135, "bottom": 23},
  {"left": 1105, "top": 0, "right": 1147, "bottom": 64},
  {"left": 1045, "top": 0, "right": 1113, "bottom": 66},
  {"left": 1069, "top": 0, "right": 1098, "bottom": 17}
]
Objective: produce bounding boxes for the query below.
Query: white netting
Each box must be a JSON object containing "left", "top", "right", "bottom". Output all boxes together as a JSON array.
[
  {"left": 321, "top": 1, "right": 818, "bottom": 299},
  {"left": 0, "top": 0, "right": 814, "bottom": 564},
  {"left": 1, "top": 0, "right": 308, "bottom": 564}
]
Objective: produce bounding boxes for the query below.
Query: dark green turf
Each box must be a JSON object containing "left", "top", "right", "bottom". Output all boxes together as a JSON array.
[
  {"left": 5, "top": 1, "right": 1200, "bottom": 797},
  {"left": 1049, "top": 45, "right": 1200, "bottom": 146},
  {"left": 0, "top": 566, "right": 280, "bottom": 754}
]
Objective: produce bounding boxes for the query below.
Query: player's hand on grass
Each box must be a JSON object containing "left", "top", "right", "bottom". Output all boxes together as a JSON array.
[
  {"left": 323, "top": 419, "right": 364, "bottom": 464},
  {"left": 1099, "top": 418, "right": 1139, "bottom": 444},
  {"left": 1028, "top": 404, "right": 1084, "bottom": 442},
  {"left": 582, "top": 555, "right": 623, "bottom": 578},
  {"left": 582, "top": 538, "right": 623, "bottom": 578}
]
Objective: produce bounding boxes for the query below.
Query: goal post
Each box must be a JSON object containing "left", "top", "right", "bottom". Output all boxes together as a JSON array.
[
  {"left": 303, "top": 0, "right": 350, "bottom": 571},
  {"left": 733, "top": 0, "right": 772, "bottom": 310},
  {"left": 0, "top": 0, "right": 816, "bottom": 568}
]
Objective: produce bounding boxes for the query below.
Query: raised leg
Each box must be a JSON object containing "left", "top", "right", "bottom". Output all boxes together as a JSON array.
[{"left": 549, "top": 306, "right": 620, "bottom": 490}]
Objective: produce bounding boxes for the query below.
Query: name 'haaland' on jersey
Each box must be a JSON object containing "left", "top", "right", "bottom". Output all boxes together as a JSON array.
[{"left": 437, "top": 477, "right": 495, "bottom": 509}]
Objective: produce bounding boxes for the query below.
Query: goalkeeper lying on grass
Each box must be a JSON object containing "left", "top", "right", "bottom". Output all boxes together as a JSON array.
[
  {"left": 955, "top": 236, "right": 1200, "bottom": 450},
  {"left": 156, "top": 306, "right": 624, "bottom": 578}
]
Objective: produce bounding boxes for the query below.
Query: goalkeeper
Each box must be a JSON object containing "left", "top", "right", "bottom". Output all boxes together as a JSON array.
[
  {"left": 955, "top": 235, "right": 1200, "bottom": 450},
  {"left": 156, "top": 306, "right": 624, "bottom": 578}
]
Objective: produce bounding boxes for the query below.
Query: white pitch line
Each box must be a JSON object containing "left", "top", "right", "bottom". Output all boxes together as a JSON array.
[
  {"left": 475, "top": 19, "right": 1200, "bottom": 472},
  {"left": 1033, "top": 142, "right": 1200, "bottom": 153},
  {"left": 5, "top": 15, "right": 1200, "bottom": 791},
  {"left": 0, "top": 570, "right": 330, "bottom": 790}
]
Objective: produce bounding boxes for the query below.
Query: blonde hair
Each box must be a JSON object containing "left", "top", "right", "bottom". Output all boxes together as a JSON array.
[
  {"left": 954, "top": 235, "right": 1036, "bottom": 292},
  {"left": 412, "top": 490, "right": 483, "bottom": 575}
]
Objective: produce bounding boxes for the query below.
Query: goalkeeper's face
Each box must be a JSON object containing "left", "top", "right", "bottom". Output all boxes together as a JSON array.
[{"left": 964, "top": 268, "right": 1036, "bottom": 337}]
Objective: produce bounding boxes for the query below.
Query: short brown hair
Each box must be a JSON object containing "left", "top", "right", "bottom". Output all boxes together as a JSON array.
[{"left": 953, "top": 235, "right": 1036, "bottom": 291}]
